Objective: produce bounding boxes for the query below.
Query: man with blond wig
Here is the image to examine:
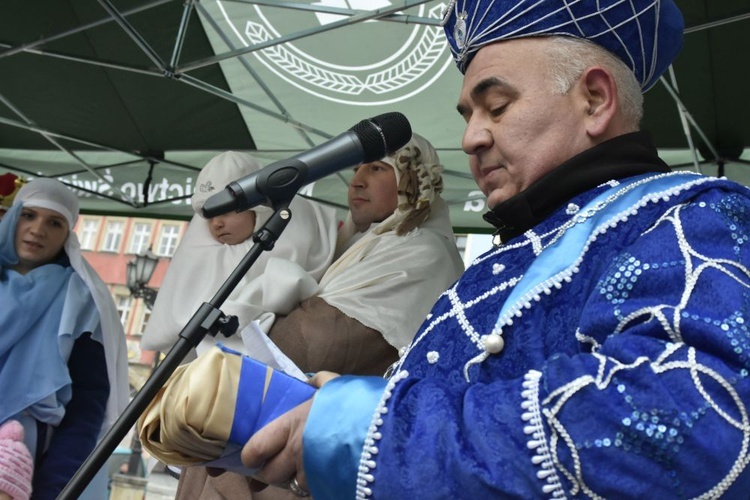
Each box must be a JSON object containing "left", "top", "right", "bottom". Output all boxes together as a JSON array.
[{"left": 265, "top": 132, "right": 464, "bottom": 377}]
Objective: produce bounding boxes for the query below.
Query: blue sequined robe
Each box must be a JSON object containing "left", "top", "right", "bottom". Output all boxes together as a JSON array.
[{"left": 304, "top": 135, "right": 750, "bottom": 499}]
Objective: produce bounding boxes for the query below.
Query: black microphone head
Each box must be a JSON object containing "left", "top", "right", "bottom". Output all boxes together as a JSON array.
[
  {"left": 202, "top": 188, "right": 237, "bottom": 218},
  {"left": 350, "top": 112, "right": 412, "bottom": 163}
]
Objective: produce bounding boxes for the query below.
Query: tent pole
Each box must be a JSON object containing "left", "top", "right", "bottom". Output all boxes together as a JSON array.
[
  {"left": 193, "top": 1, "right": 319, "bottom": 148},
  {"left": 236, "top": 0, "right": 438, "bottom": 26},
  {"left": 181, "top": 0, "right": 429, "bottom": 72},
  {"left": 658, "top": 75, "right": 721, "bottom": 164},
  {"left": 0, "top": 0, "right": 172, "bottom": 60},
  {"left": 661, "top": 68, "right": 703, "bottom": 173},
  {"left": 170, "top": 0, "right": 195, "bottom": 69},
  {"left": 97, "top": 0, "right": 167, "bottom": 72}
]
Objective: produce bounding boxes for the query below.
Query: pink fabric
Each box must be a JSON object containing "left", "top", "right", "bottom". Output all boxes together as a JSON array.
[{"left": 0, "top": 420, "right": 33, "bottom": 500}]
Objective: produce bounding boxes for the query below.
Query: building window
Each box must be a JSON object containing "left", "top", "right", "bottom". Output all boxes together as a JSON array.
[
  {"left": 129, "top": 222, "right": 152, "bottom": 255},
  {"left": 157, "top": 224, "right": 180, "bottom": 257},
  {"left": 78, "top": 218, "right": 100, "bottom": 250},
  {"left": 115, "top": 294, "right": 132, "bottom": 327},
  {"left": 136, "top": 309, "right": 151, "bottom": 338},
  {"left": 102, "top": 220, "right": 124, "bottom": 252}
]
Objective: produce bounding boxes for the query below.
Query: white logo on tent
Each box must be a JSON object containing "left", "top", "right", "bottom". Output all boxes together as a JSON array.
[{"left": 218, "top": 1, "right": 453, "bottom": 106}]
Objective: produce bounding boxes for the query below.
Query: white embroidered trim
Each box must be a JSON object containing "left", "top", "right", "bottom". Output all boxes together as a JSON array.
[
  {"left": 539, "top": 344, "right": 750, "bottom": 498},
  {"left": 521, "top": 370, "right": 567, "bottom": 498},
  {"left": 527, "top": 230, "right": 543, "bottom": 255},
  {"left": 413, "top": 174, "right": 717, "bottom": 383},
  {"left": 489, "top": 174, "right": 715, "bottom": 349},
  {"left": 355, "top": 370, "right": 409, "bottom": 499}
]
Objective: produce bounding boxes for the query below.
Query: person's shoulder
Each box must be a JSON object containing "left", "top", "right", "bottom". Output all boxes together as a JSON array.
[
  {"left": 287, "top": 196, "right": 338, "bottom": 228},
  {"left": 68, "top": 271, "right": 95, "bottom": 299},
  {"left": 669, "top": 175, "right": 750, "bottom": 208},
  {"left": 682, "top": 179, "right": 750, "bottom": 216},
  {"left": 621, "top": 172, "right": 750, "bottom": 213},
  {"left": 289, "top": 196, "right": 338, "bottom": 217},
  {"left": 669, "top": 173, "right": 747, "bottom": 195},
  {"left": 384, "top": 226, "right": 462, "bottom": 262},
  {"left": 707, "top": 177, "right": 750, "bottom": 198},
  {"left": 402, "top": 220, "right": 460, "bottom": 244}
]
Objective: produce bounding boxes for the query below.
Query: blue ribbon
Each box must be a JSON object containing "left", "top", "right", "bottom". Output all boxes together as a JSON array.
[{"left": 202, "top": 345, "right": 316, "bottom": 473}]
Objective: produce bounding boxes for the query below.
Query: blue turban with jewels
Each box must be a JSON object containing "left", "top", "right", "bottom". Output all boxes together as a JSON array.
[{"left": 441, "top": 0, "right": 684, "bottom": 91}]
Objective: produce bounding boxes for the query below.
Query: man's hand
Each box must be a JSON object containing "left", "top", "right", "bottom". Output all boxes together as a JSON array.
[{"left": 241, "top": 371, "right": 340, "bottom": 492}]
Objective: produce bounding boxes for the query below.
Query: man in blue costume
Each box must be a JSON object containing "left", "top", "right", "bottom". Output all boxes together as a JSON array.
[{"left": 241, "top": 1, "right": 750, "bottom": 498}]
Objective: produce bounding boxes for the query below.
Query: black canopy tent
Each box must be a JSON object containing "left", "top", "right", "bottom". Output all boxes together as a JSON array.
[
  {"left": 1, "top": 0, "right": 749, "bottom": 232},
  {"left": 644, "top": 0, "right": 750, "bottom": 168}
]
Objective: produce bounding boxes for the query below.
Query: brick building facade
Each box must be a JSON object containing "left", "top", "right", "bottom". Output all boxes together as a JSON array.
[{"left": 74, "top": 214, "right": 188, "bottom": 391}]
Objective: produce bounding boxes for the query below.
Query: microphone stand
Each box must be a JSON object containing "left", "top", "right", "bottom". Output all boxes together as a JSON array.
[{"left": 58, "top": 202, "right": 293, "bottom": 500}]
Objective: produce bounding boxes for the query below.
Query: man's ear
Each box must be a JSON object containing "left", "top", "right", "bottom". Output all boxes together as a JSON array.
[{"left": 577, "top": 66, "right": 618, "bottom": 138}]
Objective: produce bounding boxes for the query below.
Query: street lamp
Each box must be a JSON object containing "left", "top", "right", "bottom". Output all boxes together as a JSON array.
[
  {"left": 126, "top": 247, "right": 159, "bottom": 308},
  {"left": 123, "top": 247, "right": 159, "bottom": 478}
]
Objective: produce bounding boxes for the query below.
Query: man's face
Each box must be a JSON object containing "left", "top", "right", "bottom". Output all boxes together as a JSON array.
[
  {"left": 14, "top": 206, "right": 69, "bottom": 273},
  {"left": 457, "top": 38, "right": 592, "bottom": 209},
  {"left": 348, "top": 161, "right": 398, "bottom": 232},
  {"left": 208, "top": 209, "right": 256, "bottom": 245}
]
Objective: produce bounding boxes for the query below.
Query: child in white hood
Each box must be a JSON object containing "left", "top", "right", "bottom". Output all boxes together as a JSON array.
[{"left": 141, "top": 151, "right": 338, "bottom": 356}]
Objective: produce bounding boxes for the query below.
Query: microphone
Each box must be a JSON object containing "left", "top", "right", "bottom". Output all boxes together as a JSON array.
[{"left": 202, "top": 112, "right": 412, "bottom": 217}]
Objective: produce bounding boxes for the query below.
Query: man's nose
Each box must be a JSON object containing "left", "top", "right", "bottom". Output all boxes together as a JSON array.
[
  {"left": 350, "top": 170, "right": 366, "bottom": 188},
  {"left": 462, "top": 118, "right": 493, "bottom": 155}
]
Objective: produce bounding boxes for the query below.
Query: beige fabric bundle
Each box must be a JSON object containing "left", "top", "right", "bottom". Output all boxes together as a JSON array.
[
  {"left": 138, "top": 347, "right": 244, "bottom": 466},
  {"left": 138, "top": 346, "right": 314, "bottom": 470}
]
